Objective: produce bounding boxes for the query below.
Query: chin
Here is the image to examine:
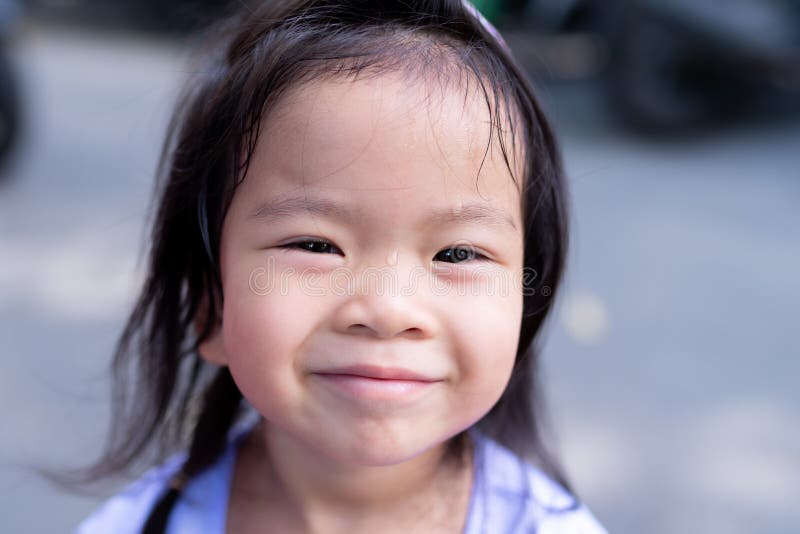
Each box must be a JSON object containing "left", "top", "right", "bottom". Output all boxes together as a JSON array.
[{"left": 316, "top": 426, "right": 454, "bottom": 468}]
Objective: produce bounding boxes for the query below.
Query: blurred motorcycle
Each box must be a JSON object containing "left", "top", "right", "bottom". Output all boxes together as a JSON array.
[
  {"left": 500, "top": 0, "right": 800, "bottom": 133},
  {"left": 0, "top": 0, "right": 20, "bottom": 171}
]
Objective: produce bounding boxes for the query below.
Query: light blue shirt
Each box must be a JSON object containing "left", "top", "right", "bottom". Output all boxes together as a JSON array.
[{"left": 76, "top": 420, "right": 607, "bottom": 533}]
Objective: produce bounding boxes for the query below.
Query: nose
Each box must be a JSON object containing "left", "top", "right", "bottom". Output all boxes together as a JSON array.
[{"left": 331, "top": 260, "right": 437, "bottom": 340}]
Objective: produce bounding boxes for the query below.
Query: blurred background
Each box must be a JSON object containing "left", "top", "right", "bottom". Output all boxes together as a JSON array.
[{"left": 0, "top": 0, "right": 798, "bottom": 532}]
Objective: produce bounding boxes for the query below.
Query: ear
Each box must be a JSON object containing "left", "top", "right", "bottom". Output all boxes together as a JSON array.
[{"left": 195, "top": 289, "right": 228, "bottom": 366}]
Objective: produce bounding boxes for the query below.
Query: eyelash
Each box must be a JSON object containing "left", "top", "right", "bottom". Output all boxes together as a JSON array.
[{"left": 279, "top": 239, "right": 489, "bottom": 263}]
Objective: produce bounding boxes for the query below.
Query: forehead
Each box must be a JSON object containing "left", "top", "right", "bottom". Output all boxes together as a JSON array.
[{"left": 233, "top": 72, "right": 523, "bottom": 231}]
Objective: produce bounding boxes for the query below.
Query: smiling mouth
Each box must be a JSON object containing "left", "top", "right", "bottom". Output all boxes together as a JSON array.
[
  {"left": 315, "top": 364, "right": 440, "bottom": 382},
  {"left": 311, "top": 365, "right": 442, "bottom": 402}
]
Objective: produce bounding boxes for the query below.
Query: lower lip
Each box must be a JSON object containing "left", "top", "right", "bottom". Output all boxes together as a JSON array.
[{"left": 312, "top": 373, "right": 439, "bottom": 403}]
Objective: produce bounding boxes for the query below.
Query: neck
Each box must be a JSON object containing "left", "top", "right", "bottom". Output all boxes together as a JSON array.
[{"left": 235, "top": 420, "right": 473, "bottom": 527}]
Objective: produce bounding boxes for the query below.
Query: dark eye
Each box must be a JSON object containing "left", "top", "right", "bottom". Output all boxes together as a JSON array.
[
  {"left": 281, "top": 239, "right": 342, "bottom": 255},
  {"left": 434, "top": 246, "right": 486, "bottom": 264}
]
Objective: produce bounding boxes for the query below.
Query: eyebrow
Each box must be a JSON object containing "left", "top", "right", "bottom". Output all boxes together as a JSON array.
[{"left": 248, "top": 193, "right": 518, "bottom": 233}]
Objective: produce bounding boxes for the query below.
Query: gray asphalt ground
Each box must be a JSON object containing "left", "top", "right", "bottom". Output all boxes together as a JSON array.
[{"left": 1, "top": 20, "right": 798, "bottom": 534}]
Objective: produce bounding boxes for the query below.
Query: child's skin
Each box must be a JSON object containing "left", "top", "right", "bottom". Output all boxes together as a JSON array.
[{"left": 199, "top": 71, "right": 526, "bottom": 532}]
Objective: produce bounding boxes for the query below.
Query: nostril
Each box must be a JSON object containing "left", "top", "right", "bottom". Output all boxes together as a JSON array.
[{"left": 402, "top": 327, "right": 424, "bottom": 339}]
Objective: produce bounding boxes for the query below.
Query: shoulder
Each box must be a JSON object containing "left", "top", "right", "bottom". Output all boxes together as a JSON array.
[
  {"left": 74, "top": 454, "right": 185, "bottom": 534},
  {"left": 74, "top": 413, "right": 258, "bottom": 534},
  {"left": 468, "top": 432, "right": 608, "bottom": 534}
]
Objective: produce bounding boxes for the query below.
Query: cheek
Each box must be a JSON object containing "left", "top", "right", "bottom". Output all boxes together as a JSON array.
[
  {"left": 449, "top": 282, "right": 523, "bottom": 397},
  {"left": 223, "top": 295, "right": 291, "bottom": 364},
  {"left": 219, "top": 262, "right": 320, "bottom": 402},
  {"left": 221, "top": 257, "right": 315, "bottom": 354}
]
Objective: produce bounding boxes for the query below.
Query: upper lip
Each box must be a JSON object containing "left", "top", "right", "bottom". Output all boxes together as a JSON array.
[{"left": 313, "top": 364, "right": 441, "bottom": 382}]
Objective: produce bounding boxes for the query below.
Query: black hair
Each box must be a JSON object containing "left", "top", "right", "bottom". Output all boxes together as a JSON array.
[{"left": 80, "top": 1, "right": 571, "bottom": 532}]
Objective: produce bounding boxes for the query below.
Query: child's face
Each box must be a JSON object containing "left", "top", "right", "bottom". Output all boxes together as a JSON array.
[{"left": 205, "top": 72, "right": 525, "bottom": 466}]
